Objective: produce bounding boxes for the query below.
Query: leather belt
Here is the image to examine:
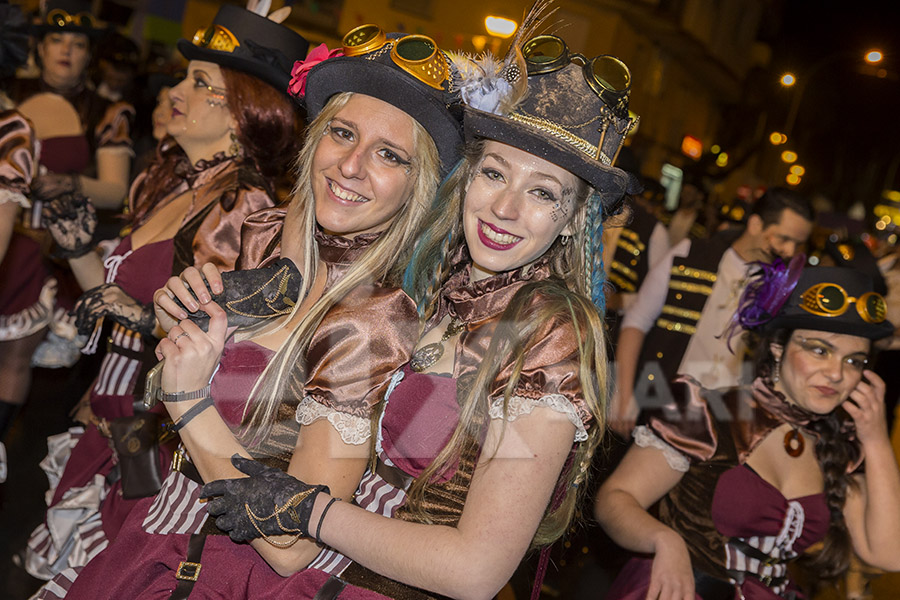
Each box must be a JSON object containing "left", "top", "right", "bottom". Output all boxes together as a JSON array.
[
  {"left": 169, "top": 533, "right": 206, "bottom": 600},
  {"left": 313, "top": 576, "right": 348, "bottom": 600},
  {"left": 374, "top": 458, "right": 413, "bottom": 490}
]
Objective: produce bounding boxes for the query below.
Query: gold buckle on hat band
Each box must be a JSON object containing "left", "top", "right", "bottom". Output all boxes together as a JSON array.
[{"left": 191, "top": 25, "right": 241, "bottom": 53}]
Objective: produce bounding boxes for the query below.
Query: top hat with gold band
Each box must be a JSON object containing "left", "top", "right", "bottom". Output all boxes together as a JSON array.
[
  {"left": 177, "top": 5, "right": 309, "bottom": 96},
  {"left": 766, "top": 266, "right": 893, "bottom": 340},
  {"left": 31, "top": 0, "right": 106, "bottom": 38},
  {"left": 462, "top": 35, "right": 640, "bottom": 215},
  {"left": 303, "top": 27, "right": 464, "bottom": 174}
]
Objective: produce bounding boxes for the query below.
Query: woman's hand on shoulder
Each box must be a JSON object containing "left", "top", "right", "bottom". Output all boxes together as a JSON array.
[
  {"left": 153, "top": 263, "right": 224, "bottom": 332},
  {"left": 844, "top": 369, "right": 890, "bottom": 447},
  {"left": 647, "top": 530, "right": 695, "bottom": 600},
  {"left": 156, "top": 300, "right": 227, "bottom": 395}
]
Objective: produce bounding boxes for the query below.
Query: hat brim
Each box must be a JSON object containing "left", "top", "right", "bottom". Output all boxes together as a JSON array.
[
  {"left": 31, "top": 24, "right": 106, "bottom": 38},
  {"left": 765, "top": 313, "right": 894, "bottom": 340},
  {"left": 304, "top": 57, "right": 463, "bottom": 172},
  {"left": 177, "top": 39, "right": 290, "bottom": 97},
  {"left": 464, "top": 107, "right": 640, "bottom": 199}
]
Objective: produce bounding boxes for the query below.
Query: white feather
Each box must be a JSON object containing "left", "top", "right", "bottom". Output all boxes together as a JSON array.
[
  {"left": 448, "top": 1, "right": 557, "bottom": 116},
  {"left": 246, "top": 0, "right": 271, "bottom": 17}
]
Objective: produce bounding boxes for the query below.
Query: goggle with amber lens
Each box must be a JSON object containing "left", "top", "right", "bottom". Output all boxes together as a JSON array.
[
  {"left": 191, "top": 25, "right": 241, "bottom": 53},
  {"left": 799, "top": 283, "right": 887, "bottom": 324},
  {"left": 522, "top": 35, "right": 631, "bottom": 116},
  {"left": 340, "top": 24, "right": 450, "bottom": 90},
  {"left": 522, "top": 35, "right": 631, "bottom": 115},
  {"left": 47, "top": 9, "right": 96, "bottom": 29}
]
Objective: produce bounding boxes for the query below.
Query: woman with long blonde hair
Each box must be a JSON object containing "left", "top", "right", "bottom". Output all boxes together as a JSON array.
[{"left": 51, "top": 23, "right": 464, "bottom": 599}]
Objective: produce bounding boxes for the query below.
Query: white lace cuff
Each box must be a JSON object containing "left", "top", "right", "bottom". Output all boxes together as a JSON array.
[
  {"left": 296, "top": 396, "right": 370, "bottom": 445},
  {"left": 0, "top": 189, "right": 30, "bottom": 208},
  {"left": 489, "top": 394, "right": 588, "bottom": 442},
  {"left": 632, "top": 425, "right": 690, "bottom": 472}
]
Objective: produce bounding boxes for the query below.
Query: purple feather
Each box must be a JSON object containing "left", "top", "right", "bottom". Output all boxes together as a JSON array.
[{"left": 723, "top": 254, "right": 805, "bottom": 351}]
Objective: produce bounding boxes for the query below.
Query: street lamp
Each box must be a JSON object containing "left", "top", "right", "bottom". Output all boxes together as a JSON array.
[
  {"left": 485, "top": 16, "right": 517, "bottom": 38},
  {"left": 780, "top": 73, "right": 796, "bottom": 86},
  {"left": 866, "top": 50, "right": 883, "bottom": 64}
]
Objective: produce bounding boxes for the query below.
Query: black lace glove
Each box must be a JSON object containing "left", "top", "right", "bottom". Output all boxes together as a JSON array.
[
  {"left": 72, "top": 283, "right": 157, "bottom": 337},
  {"left": 32, "top": 172, "right": 80, "bottom": 200},
  {"left": 200, "top": 455, "right": 330, "bottom": 545},
  {"left": 39, "top": 179, "right": 97, "bottom": 259}
]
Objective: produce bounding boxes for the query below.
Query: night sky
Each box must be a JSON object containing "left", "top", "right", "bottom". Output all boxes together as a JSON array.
[{"left": 761, "top": 0, "right": 900, "bottom": 203}]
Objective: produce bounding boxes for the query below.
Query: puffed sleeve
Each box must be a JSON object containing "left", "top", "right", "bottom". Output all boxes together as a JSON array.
[
  {"left": 94, "top": 101, "right": 135, "bottom": 153},
  {"left": 235, "top": 205, "right": 286, "bottom": 270},
  {"left": 0, "top": 110, "right": 35, "bottom": 208},
  {"left": 296, "top": 286, "right": 418, "bottom": 445},
  {"left": 633, "top": 375, "right": 718, "bottom": 472},
  {"left": 487, "top": 293, "right": 592, "bottom": 443},
  {"left": 188, "top": 182, "right": 277, "bottom": 272}
]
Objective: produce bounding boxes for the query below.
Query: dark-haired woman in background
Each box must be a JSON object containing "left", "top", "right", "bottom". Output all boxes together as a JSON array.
[
  {"left": 25, "top": 5, "right": 307, "bottom": 581},
  {"left": 2, "top": 0, "right": 135, "bottom": 379},
  {"left": 596, "top": 261, "right": 900, "bottom": 600}
]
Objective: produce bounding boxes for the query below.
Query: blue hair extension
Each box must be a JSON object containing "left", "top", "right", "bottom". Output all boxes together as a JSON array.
[{"left": 587, "top": 192, "right": 607, "bottom": 315}]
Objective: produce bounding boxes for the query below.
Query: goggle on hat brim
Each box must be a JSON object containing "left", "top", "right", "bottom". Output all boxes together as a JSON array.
[
  {"left": 765, "top": 266, "right": 894, "bottom": 340},
  {"left": 176, "top": 5, "right": 308, "bottom": 97},
  {"left": 304, "top": 56, "right": 464, "bottom": 174}
]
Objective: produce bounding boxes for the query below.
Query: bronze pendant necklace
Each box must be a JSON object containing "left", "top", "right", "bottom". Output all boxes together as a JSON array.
[
  {"left": 784, "top": 428, "right": 805, "bottom": 457},
  {"left": 410, "top": 317, "right": 465, "bottom": 373}
]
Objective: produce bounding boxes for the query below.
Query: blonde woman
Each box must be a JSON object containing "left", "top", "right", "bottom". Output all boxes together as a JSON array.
[{"left": 52, "top": 24, "right": 464, "bottom": 599}]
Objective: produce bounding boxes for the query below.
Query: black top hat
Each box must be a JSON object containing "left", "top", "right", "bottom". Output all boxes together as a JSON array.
[
  {"left": 31, "top": 0, "right": 106, "bottom": 37},
  {"left": 767, "top": 266, "right": 893, "bottom": 340},
  {"left": 464, "top": 60, "right": 640, "bottom": 215},
  {"left": 177, "top": 5, "right": 309, "bottom": 96},
  {"left": 304, "top": 32, "right": 464, "bottom": 174}
]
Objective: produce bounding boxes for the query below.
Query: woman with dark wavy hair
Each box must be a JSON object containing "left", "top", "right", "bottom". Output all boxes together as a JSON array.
[
  {"left": 596, "top": 260, "right": 900, "bottom": 600},
  {"left": 25, "top": 5, "right": 307, "bottom": 582}
]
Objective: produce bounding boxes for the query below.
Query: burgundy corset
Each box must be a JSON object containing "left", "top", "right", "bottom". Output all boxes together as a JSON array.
[
  {"left": 380, "top": 364, "right": 461, "bottom": 482},
  {"left": 40, "top": 135, "right": 90, "bottom": 174},
  {"left": 711, "top": 464, "right": 830, "bottom": 554},
  {"left": 106, "top": 237, "right": 175, "bottom": 304},
  {"left": 211, "top": 340, "right": 275, "bottom": 431}
]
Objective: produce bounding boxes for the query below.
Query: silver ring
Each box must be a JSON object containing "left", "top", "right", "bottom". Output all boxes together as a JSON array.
[{"left": 172, "top": 331, "right": 190, "bottom": 343}]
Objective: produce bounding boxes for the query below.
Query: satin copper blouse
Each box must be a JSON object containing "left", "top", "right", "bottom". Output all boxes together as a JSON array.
[{"left": 304, "top": 285, "right": 418, "bottom": 419}]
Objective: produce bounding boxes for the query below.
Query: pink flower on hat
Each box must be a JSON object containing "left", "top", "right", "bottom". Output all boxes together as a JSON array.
[{"left": 288, "top": 44, "right": 344, "bottom": 98}]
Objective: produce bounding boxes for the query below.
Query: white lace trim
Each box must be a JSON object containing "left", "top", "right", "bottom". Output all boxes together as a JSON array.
[
  {"left": 489, "top": 394, "right": 588, "bottom": 443},
  {"left": 0, "top": 189, "right": 30, "bottom": 208},
  {"left": 296, "top": 396, "right": 370, "bottom": 445},
  {"left": 632, "top": 425, "right": 690, "bottom": 472}
]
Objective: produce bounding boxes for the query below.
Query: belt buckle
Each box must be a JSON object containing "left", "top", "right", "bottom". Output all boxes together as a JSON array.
[
  {"left": 171, "top": 447, "right": 185, "bottom": 472},
  {"left": 176, "top": 560, "right": 201, "bottom": 581}
]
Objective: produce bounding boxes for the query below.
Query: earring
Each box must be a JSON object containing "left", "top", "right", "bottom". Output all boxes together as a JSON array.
[
  {"left": 772, "top": 355, "right": 781, "bottom": 383},
  {"left": 228, "top": 131, "right": 242, "bottom": 158},
  {"left": 560, "top": 235, "right": 570, "bottom": 246}
]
